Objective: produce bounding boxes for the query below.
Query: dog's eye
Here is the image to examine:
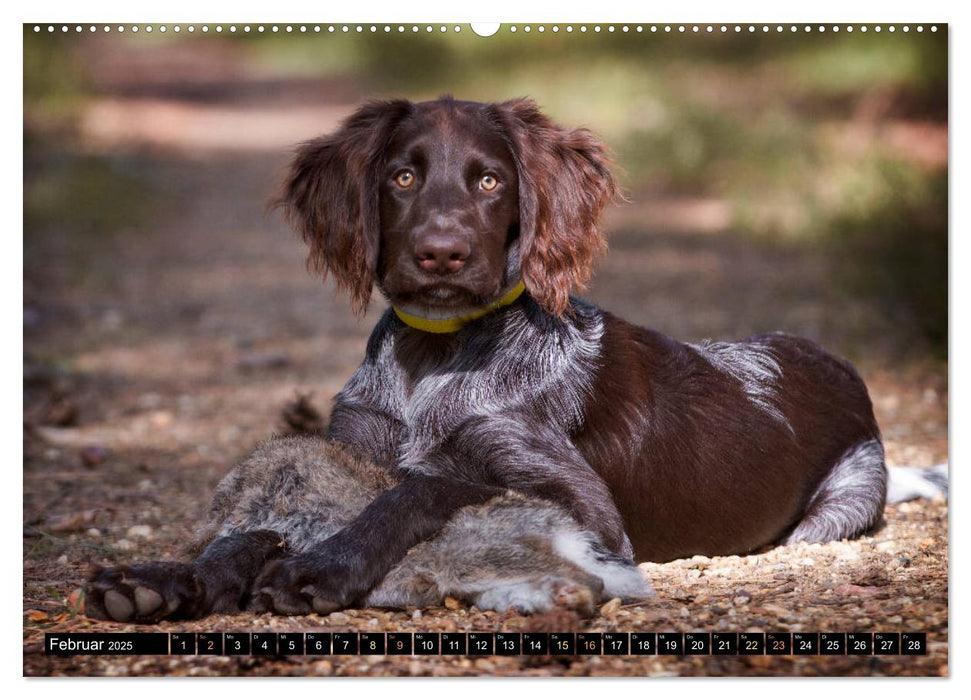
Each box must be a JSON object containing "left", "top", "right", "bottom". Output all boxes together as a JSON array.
[
  {"left": 480, "top": 174, "right": 499, "bottom": 191},
  {"left": 394, "top": 170, "right": 416, "bottom": 189}
]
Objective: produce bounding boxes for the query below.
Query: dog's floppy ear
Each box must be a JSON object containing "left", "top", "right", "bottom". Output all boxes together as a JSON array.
[
  {"left": 490, "top": 98, "right": 618, "bottom": 316},
  {"left": 278, "top": 100, "right": 414, "bottom": 315}
]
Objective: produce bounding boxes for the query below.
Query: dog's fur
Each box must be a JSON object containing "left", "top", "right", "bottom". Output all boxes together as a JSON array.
[{"left": 85, "top": 97, "right": 940, "bottom": 623}]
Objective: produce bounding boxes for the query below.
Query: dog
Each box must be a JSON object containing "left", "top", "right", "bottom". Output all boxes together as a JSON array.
[{"left": 84, "top": 96, "right": 945, "bottom": 622}]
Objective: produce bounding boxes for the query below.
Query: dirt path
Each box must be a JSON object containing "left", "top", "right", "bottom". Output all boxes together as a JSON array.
[{"left": 23, "top": 44, "right": 947, "bottom": 676}]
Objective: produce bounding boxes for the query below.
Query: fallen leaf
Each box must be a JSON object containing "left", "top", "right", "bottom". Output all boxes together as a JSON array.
[
  {"left": 47, "top": 509, "right": 98, "bottom": 533},
  {"left": 66, "top": 588, "right": 85, "bottom": 614},
  {"left": 600, "top": 597, "right": 622, "bottom": 616}
]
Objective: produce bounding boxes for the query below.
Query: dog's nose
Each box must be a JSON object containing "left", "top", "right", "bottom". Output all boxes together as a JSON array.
[{"left": 414, "top": 234, "right": 471, "bottom": 274}]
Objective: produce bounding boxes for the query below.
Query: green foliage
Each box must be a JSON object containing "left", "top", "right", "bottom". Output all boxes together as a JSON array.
[
  {"left": 826, "top": 168, "right": 947, "bottom": 354},
  {"left": 23, "top": 28, "right": 88, "bottom": 126}
]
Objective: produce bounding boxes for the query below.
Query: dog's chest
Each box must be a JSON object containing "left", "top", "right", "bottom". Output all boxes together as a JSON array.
[{"left": 341, "top": 305, "right": 605, "bottom": 450}]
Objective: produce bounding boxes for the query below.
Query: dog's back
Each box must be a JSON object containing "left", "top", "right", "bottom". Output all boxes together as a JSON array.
[{"left": 575, "top": 317, "right": 886, "bottom": 561}]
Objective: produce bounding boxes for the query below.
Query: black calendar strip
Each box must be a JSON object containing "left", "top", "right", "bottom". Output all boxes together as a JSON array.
[{"left": 44, "top": 631, "right": 928, "bottom": 656}]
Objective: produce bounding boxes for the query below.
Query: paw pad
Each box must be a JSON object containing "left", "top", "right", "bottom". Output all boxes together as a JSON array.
[
  {"left": 103, "top": 589, "right": 135, "bottom": 622},
  {"left": 134, "top": 586, "right": 164, "bottom": 616}
]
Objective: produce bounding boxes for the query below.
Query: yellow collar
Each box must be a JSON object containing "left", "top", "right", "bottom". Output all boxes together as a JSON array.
[{"left": 393, "top": 280, "right": 527, "bottom": 334}]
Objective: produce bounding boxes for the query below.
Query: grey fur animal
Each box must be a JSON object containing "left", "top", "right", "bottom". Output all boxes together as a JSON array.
[{"left": 85, "top": 436, "right": 652, "bottom": 622}]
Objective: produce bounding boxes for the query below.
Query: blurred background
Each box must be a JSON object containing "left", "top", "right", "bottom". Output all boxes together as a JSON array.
[{"left": 23, "top": 25, "right": 947, "bottom": 621}]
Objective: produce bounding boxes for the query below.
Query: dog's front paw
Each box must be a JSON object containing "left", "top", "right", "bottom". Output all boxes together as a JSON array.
[
  {"left": 254, "top": 552, "right": 364, "bottom": 616},
  {"left": 84, "top": 563, "right": 205, "bottom": 623}
]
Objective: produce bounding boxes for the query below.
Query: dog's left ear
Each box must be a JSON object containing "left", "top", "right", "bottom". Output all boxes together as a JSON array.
[
  {"left": 276, "top": 100, "right": 414, "bottom": 315},
  {"left": 490, "top": 98, "right": 618, "bottom": 316}
]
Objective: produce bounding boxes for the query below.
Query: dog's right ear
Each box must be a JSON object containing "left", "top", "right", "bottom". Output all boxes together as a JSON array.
[
  {"left": 489, "top": 98, "right": 618, "bottom": 317},
  {"left": 277, "top": 100, "right": 414, "bottom": 316}
]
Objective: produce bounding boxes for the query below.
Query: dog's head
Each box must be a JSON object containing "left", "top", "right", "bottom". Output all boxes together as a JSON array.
[{"left": 279, "top": 97, "right": 617, "bottom": 317}]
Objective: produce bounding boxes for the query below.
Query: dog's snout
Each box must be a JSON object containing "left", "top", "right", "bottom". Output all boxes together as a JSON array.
[{"left": 414, "top": 233, "right": 471, "bottom": 274}]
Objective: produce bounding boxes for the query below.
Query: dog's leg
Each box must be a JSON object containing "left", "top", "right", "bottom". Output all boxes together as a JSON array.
[
  {"left": 417, "top": 413, "right": 635, "bottom": 559},
  {"left": 785, "top": 439, "right": 888, "bottom": 544},
  {"left": 85, "top": 530, "right": 288, "bottom": 622}
]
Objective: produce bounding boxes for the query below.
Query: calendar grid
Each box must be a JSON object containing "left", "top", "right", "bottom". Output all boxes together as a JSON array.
[{"left": 44, "top": 631, "right": 928, "bottom": 657}]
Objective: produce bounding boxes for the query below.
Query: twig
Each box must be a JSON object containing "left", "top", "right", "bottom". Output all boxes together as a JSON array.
[{"left": 24, "top": 527, "right": 140, "bottom": 556}]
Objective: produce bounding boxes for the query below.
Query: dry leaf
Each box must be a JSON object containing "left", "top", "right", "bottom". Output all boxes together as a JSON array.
[
  {"left": 47, "top": 509, "right": 98, "bottom": 533},
  {"left": 66, "top": 588, "right": 85, "bottom": 614},
  {"left": 600, "top": 597, "right": 622, "bottom": 616}
]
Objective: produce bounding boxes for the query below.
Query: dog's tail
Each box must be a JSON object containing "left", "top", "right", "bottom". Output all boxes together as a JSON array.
[{"left": 886, "top": 464, "right": 948, "bottom": 503}]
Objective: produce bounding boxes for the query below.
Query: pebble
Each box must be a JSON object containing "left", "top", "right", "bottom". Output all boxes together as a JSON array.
[
  {"left": 745, "top": 656, "right": 773, "bottom": 669},
  {"left": 732, "top": 591, "right": 752, "bottom": 606},
  {"left": 328, "top": 612, "right": 350, "bottom": 624},
  {"left": 80, "top": 446, "right": 109, "bottom": 468},
  {"left": 126, "top": 525, "right": 153, "bottom": 539},
  {"left": 600, "top": 598, "right": 622, "bottom": 616},
  {"left": 113, "top": 539, "right": 134, "bottom": 551},
  {"left": 150, "top": 411, "right": 174, "bottom": 427},
  {"left": 834, "top": 584, "right": 881, "bottom": 597},
  {"left": 100, "top": 308, "right": 124, "bottom": 329}
]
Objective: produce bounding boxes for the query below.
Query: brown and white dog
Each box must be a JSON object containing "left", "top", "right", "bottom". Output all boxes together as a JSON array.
[{"left": 84, "top": 97, "right": 945, "bottom": 622}]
